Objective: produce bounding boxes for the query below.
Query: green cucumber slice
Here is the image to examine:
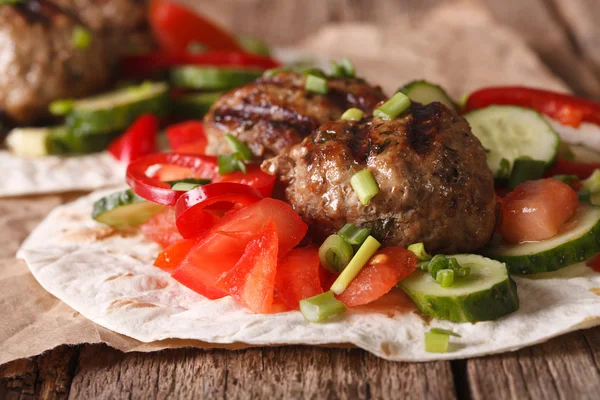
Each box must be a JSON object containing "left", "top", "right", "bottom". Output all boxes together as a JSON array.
[
  {"left": 399, "top": 254, "right": 519, "bottom": 322},
  {"left": 66, "top": 82, "right": 169, "bottom": 135},
  {"left": 171, "top": 92, "right": 223, "bottom": 120},
  {"left": 49, "top": 128, "right": 120, "bottom": 154},
  {"left": 398, "top": 80, "right": 457, "bottom": 111},
  {"left": 487, "top": 204, "right": 600, "bottom": 274},
  {"left": 5, "top": 127, "right": 54, "bottom": 157},
  {"left": 170, "top": 67, "right": 262, "bottom": 90},
  {"left": 464, "top": 105, "right": 559, "bottom": 178},
  {"left": 92, "top": 189, "right": 164, "bottom": 227}
]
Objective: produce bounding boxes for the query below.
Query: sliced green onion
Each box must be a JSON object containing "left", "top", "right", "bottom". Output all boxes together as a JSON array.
[
  {"left": 302, "top": 68, "right": 327, "bottom": 78},
  {"left": 319, "top": 234, "right": 354, "bottom": 273},
  {"left": 350, "top": 170, "right": 379, "bottom": 206},
  {"left": 424, "top": 331, "right": 450, "bottom": 353},
  {"left": 341, "top": 108, "right": 364, "bottom": 121},
  {"left": 171, "top": 182, "right": 202, "bottom": 192},
  {"left": 262, "top": 67, "right": 287, "bottom": 78},
  {"left": 166, "top": 178, "right": 211, "bottom": 187},
  {"left": 337, "top": 223, "right": 371, "bottom": 246},
  {"left": 427, "top": 254, "right": 450, "bottom": 280},
  {"left": 373, "top": 92, "right": 411, "bottom": 120},
  {"left": 340, "top": 57, "right": 355, "bottom": 77},
  {"left": 449, "top": 257, "right": 470, "bottom": 278},
  {"left": 305, "top": 74, "right": 328, "bottom": 95},
  {"left": 300, "top": 291, "right": 347, "bottom": 323},
  {"left": 330, "top": 61, "right": 345, "bottom": 78},
  {"left": 187, "top": 41, "right": 208, "bottom": 54},
  {"left": 72, "top": 26, "right": 92, "bottom": 49},
  {"left": 330, "top": 235, "right": 381, "bottom": 295},
  {"left": 49, "top": 99, "right": 74, "bottom": 116},
  {"left": 224, "top": 133, "right": 253, "bottom": 161},
  {"left": 436, "top": 269, "right": 455, "bottom": 288},
  {"left": 407, "top": 243, "right": 432, "bottom": 262},
  {"left": 582, "top": 169, "right": 600, "bottom": 193},
  {"left": 218, "top": 153, "right": 246, "bottom": 175},
  {"left": 497, "top": 158, "right": 511, "bottom": 180},
  {"left": 507, "top": 157, "right": 546, "bottom": 189},
  {"left": 238, "top": 35, "right": 271, "bottom": 56},
  {"left": 552, "top": 174, "right": 579, "bottom": 185},
  {"left": 430, "top": 328, "right": 461, "bottom": 337}
]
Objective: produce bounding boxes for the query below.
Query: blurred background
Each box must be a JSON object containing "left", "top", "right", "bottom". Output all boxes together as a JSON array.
[{"left": 185, "top": 0, "right": 600, "bottom": 100}]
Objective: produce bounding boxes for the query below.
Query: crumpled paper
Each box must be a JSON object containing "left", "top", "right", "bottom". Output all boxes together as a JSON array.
[{"left": 0, "top": 2, "right": 585, "bottom": 365}]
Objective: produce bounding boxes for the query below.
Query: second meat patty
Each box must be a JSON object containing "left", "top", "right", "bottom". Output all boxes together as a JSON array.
[{"left": 203, "top": 71, "right": 387, "bottom": 160}]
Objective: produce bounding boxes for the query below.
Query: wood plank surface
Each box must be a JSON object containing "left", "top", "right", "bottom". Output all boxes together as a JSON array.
[{"left": 2, "top": 1, "right": 600, "bottom": 399}]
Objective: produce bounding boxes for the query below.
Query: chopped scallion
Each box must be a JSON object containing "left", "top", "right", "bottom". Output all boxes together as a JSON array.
[
  {"left": 224, "top": 133, "right": 253, "bottom": 161},
  {"left": 319, "top": 234, "right": 354, "bottom": 273},
  {"left": 350, "top": 170, "right": 379, "bottom": 206},
  {"left": 302, "top": 68, "right": 327, "bottom": 78},
  {"left": 330, "top": 235, "right": 381, "bottom": 295},
  {"left": 72, "top": 26, "right": 92, "bottom": 49},
  {"left": 300, "top": 291, "right": 347, "bottom": 323},
  {"left": 171, "top": 182, "right": 202, "bottom": 192},
  {"left": 430, "top": 328, "right": 461, "bottom": 337},
  {"left": 337, "top": 223, "right": 371, "bottom": 246},
  {"left": 582, "top": 169, "right": 600, "bottom": 193},
  {"left": 436, "top": 269, "right": 454, "bottom": 288},
  {"left": 341, "top": 108, "right": 364, "bottom": 121},
  {"left": 305, "top": 74, "right": 328, "bottom": 95},
  {"left": 262, "top": 67, "right": 287, "bottom": 78},
  {"left": 218, "top": 153, "right": 247, "bottom": 175},
  {"left": 424, "top": 331, "right": 450, "bottom": 353},
  {"left": 49, "top": 99, "right": 74, "bottom": 116},
  {"left": 340, "top": 57, "right": 355, "bottom": 77},
  {"left": 373, "top": 92, "right": 411, "bottom": 120},
  {"left": 407, "top": 243, "right": 432, "bottom": 262}
]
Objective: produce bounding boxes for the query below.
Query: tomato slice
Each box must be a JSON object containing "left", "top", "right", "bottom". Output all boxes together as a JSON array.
[
  {"left": 499, "top": 178, "right": 579, "bottom": 243},
  {"left": 174, "top": 182, "right": 263, "bottom": 238},
  {"left": 149, "top": 0, "right": 242, "bottom": 52},
  {"left": 166, "top": 121, "right": 207, "bottom": 153},
  {"left": 586, "top": 254, "right": 600, "bottom": 273},
  {"left": 153, "top": 238, "right": 197, "bottom": 272},
  {"left": 215, "top": 220, "right": 279, "bottom": 313},
  {"left": 336, "top": 247, "right": 417, "bottom": 307},
  {"left": 126, "top": 153, "right": 219, "bottom": 206},
  {"left": 545, "top": 157, "right": 600, "bottom": 180},
  {"left": 140, "top": 208, "right": 183, "bottom": 249},
  {"left": 215, "top": 166, "right": 276, "bottom": 198},
  {"left": 108, "top": 114, "right": 158, "bottom": 163},
  {"left": 170, "top": 198, "right": 307, "bottom": 299},
  {"left": 275, "top": 247, "right": 324, "bottom": 310}
]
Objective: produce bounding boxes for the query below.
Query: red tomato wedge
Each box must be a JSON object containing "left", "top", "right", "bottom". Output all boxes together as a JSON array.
[
  {"left": 275, "top": 247, "right": 324, "bottom": 310},
  {"left": 153, "top": 238, "right": 197, "bottom": 272},
  {"left": 336, "top": 247, "right": 417, "bottom": 307},
  {"left": 171, "top": 198, "right": 307, "bottom": 300},
  {"left": 586, "top": 255, "right": 600, "bottom": 273},
  {"left": 140, "top": 208, "right": 183, "bottom": 249},
  {"left": 126, "top": 153, "right": 219, "bottom": 206},
  {"left": 174, "top": 182, "right": 263, "bottom": 238},
  {"left": 166, "top": 121, "right": 207, "bottom": 154},
  {"left": 499, "top": 178, "right": 579, "bottom": 244},
  {"left": 215, "top": 220, "right": 279, "bottom": 313},
  {"left": 108, "top": 114, "right": 158, "bottom": 163},
  {"left": 149, "top": 0, "right": 242, "bottom": 52},
  {"left": 545, "top": 157, "right": 600, "bottom": 180},
  {"left": 214, "top": 166, "right": 276, "bottom": 198}
]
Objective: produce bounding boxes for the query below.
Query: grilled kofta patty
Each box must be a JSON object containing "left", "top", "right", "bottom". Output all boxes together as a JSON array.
[
  {"left": 203, "top": 71, "right": 387, "bottom": 160},
  {"left": 262, "top": 102, "right": 497, "bottom": 254}
]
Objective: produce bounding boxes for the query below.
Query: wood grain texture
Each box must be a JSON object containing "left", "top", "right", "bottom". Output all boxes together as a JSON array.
[
  {"left": 68, "top": 345, "right": 456, "bottom": 400},
  {"left": 466, "top": 326, "right": 600, "bottom": 400}
]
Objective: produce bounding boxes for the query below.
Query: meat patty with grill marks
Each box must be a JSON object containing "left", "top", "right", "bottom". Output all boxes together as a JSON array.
[
  {"left": 203, "top": 71, "right": 387, "bottom": 160},
  {"left": 262, "top": 102, "right": 497, "bottom": 254}
]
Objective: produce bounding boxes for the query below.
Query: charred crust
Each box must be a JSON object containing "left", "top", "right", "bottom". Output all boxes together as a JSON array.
[{"left": 406, "top": 102, "right": 443, "bottom": 154}]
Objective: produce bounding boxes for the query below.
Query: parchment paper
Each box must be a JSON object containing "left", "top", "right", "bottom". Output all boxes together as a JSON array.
[{"left": 0, "top": 2, "right": 581, "bottom": 365}]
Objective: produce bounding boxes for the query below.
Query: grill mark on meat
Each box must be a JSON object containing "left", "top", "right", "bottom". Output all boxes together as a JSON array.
[
  {"left": 213, "top": 108, "right": 316, "bottom": 137},
  {"left": 406, "top": 103, "right": 442, "bottom": 154},
  {"left": 348, "top": 122, "right": 371, "bottom": 163}
]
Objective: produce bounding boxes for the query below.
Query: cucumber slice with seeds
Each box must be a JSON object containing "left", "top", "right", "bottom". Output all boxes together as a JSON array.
[
  {"left": 464, "top": 105, "right": 559, "bottom": 178},
  {"left": 487, "top": 204, "right": 600, "bottom": 274},
  {"left": 66, "top": 82, "right": 169, "bottom": 135},
  {"left": 399, "top": 254, "right": 519, "bottom": 322},
  {"left": 170, "top": 67, "right": 262, "bottom": 90},
  {"left": 398, "top": 80, "right": 457, "bottom": 111},
  {"left": 92, "top": 189, "right": 164, "bottom": 227}
]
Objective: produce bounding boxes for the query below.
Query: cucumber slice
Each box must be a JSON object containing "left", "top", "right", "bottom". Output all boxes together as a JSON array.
[
  {"left": 5, "top": 126, "right": 115, "bottom": 156},
  {"left": 400, "top": 254, "right": 519, "bottom": 322},
  {"left": 5, "top": 127, "right": 54, "bottom": 157},
  {"left": 171, "top": 92, "right": 223, "bottom": 120},
  {"left": 66, "top": 82, "right": 169, "bottom": 135},
  {"left": 398, "top": 80, "right": 457, "bottom": 111},
  {"left": 464, "top": 106, "right": 559, "bottom": 178},
  {"left": 49, "top": 128, "right": 120, "bottom": 154},
  {"left": 488, "top": 204, "right": 600, "bottom": 274},
  {"left": 170, "top": 67, "right": 262, "bottom": 90},
  {"left": 92, "top": 189, "right": 164, "bottom": 227}
]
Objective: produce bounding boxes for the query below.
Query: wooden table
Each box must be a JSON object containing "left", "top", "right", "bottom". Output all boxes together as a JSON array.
[{"left": 2, "top": 1, "right": 600, "bottom": 398}]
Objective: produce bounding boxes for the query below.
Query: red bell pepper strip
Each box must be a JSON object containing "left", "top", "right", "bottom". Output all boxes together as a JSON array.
[
  {"left": 545, "top": 157, "right": 600, "bottom": 179},
  {"left": 121, "top": 51, "right": 280, "bottom": 76},
  {"left": 149, "top": 0, "right": 242, "bottom": 52},
  {"left": 463, "top": 86, "right": 600, "bottom": 128},
  {"left": 154, "top": 238, "right": 198, "bottom": 272},
  {"left": 175, "top": 182, "right": 263, "bottom": 238},
  {"left": 108, "top": 114, "right": 158, "bottom": 163},
  {"left": 166, "top": 121, "right": 207, "bottom": 153},
  {"left": 126, "top": 153, "right": 219, "bottom": 206},
  {"left": 214, "top": 166, "right": 276, "bottom": 198}
]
